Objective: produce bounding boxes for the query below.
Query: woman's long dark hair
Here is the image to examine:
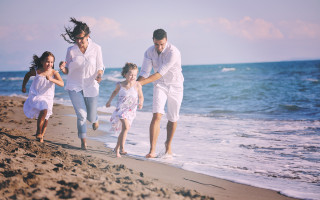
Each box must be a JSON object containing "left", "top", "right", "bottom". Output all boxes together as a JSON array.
[
  {"left": 30, "top": 51, "right": 55, "bottom": 70},
  {"left": 61, "top": 17, "right": 91, "bottom": 44}
]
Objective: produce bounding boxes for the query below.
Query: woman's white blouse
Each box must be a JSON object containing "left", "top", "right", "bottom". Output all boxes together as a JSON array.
[{"left": 65, "top": 38, "right": 105, "bottom": 97}]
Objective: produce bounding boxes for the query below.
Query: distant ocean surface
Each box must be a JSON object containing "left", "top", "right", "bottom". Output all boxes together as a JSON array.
[{"left": 1, "top": 60, "right": 320, "bottom": 200}]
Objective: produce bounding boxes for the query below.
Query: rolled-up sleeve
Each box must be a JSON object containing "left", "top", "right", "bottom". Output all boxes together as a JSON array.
[
  {"left": 157, "top": 50, "right": 179, "bottom": 76},
  {"left": 139, "top": 51, "right": 153, "bottom": 78},
  {"left": 96, "top": 46, "right": 105, "bottom": 71},
  {"left": 65, "top": 47, "right": 72, "bottom": 68}
]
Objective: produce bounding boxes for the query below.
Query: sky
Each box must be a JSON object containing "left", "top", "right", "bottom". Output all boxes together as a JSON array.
[{"left": 0, "top": 0, "right": 320, "bottom": 71}]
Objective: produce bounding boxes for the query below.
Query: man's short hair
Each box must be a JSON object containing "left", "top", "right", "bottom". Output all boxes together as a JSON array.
[{"left": 153, "top": 29, "right": 167, "bottom": 40}]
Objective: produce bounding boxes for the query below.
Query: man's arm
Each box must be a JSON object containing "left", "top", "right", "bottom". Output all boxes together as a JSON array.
[{"left": 137, "top": 72, "right": 162, "bottom": 86}]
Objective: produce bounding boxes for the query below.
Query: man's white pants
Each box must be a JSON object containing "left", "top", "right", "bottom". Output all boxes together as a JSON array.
[{"left": 152, "top": 83, "right": 183, "bottom": 122}]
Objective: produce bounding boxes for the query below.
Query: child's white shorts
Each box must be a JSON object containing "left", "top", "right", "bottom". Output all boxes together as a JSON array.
[{"left": 152, "top": 83, "right": 183, "bottom": 122}]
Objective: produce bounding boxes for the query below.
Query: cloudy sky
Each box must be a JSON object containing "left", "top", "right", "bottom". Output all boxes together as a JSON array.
[{"left": 0, "top": 0, "right": 320, "bottom": 71}]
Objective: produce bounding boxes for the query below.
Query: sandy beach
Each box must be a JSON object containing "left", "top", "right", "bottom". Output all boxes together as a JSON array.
[{"left": 0, "top": 96, "right": 299, "bottom": 200}]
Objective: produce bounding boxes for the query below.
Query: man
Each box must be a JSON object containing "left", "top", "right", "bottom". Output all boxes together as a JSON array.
[{"left": 138, "top": 29, "right": 184, "bottom": 158}]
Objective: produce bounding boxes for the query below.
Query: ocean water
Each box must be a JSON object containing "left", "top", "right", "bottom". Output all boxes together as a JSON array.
[{"left": 1, "top": 60, "right": 320, "bottom": 200}]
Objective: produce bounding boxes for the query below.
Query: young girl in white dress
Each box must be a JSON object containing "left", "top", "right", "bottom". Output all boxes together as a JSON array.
[
  {"left": 106, "top": 63, "right": 144, "bottom": 157},
  {"left": 22, "top": 51, "right": 64, "bottom": 142}
]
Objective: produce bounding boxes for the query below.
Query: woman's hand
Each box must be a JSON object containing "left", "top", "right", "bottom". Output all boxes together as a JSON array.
[
  {"left": 96, "top": 74, "right": 102, "bottom": 83},
  {"left": 59, "top": 61, "right": 68, "bottom": 74}
]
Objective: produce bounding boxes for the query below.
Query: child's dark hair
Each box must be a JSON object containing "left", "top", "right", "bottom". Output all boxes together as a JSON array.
[
  {"left": 121, "top": 63, "right": 138, "bottom": 77},
  {"left": 61, "top": 17, "right": 91, "bottom": 44},
  {"left": 30, "top": 51, "right": 55, "bottom": 70},
  {"left": 153, "top": 29, "right": 167, "bottom": 40}
]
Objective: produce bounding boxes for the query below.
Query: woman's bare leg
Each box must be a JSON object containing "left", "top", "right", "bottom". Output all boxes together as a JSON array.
[{"left": 81, "top": 138, "right": 87, "bottom": 150}]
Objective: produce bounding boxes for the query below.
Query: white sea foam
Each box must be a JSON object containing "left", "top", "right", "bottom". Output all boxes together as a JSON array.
[
  {"left": 306, "top": 78, "right": 319, "bottom": 82},
  {"left": 92, "top": 111, "right": 320, "bottom": 200},
  {"left": 221, "top": 67, "right": 236, "bottom": 72},
  {"left": 53, "top": 97, "right": 72, "bottom": 106},
  {"left": 2, "top": 77, "right": 25, "bottom": 81},
  {"left": 9, "top": 94, "right": 27, "bottom": 99},
  {"left": 102, "top": 71, "right": 124, "bottom": 82}
]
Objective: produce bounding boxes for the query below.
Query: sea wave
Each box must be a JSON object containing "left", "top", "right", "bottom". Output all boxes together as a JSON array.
[
  {"left": 221, "top": 67, "right": 236, "bottom": 72},
  {"left": 2, "top": 77, "right": 24, "bottom": 81},
  {"left": 306, "top": 78, "right": 319, "bottom": 83},
  {"left": 279, "top": 104, "right": 302, "bottom": 111},
  {"left": 102, "top": 71, "right": 124, "bottom": 82}
]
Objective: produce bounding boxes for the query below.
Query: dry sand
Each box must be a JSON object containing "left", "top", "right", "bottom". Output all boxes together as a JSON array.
[{"left": 0, "top": 96, "right": 299, "bottom": 200}]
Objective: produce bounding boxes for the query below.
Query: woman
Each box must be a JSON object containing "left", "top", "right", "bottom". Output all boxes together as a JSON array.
[{"left": 59, "top": 17, "right": 105, "bottom": 150}]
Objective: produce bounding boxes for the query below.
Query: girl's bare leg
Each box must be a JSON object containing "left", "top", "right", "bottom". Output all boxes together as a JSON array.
[
  {"left": 115, "top": 119, "right": 129, "bottom": 157},
  {"left": 37, "top": 110, "right": 47, "bottom": 142},
  {"left": 41, "top": 119, "right": 48, "bottom": 136}
]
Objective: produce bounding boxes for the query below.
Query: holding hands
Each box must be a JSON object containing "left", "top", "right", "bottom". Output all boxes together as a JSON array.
[{"left": 106, "top": 100, "right": 111, "bottom": 108}]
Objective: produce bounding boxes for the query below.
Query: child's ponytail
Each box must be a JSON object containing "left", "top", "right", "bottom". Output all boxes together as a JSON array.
[{"left": 30, "top": 55, "right": 41, "bottom": 70}]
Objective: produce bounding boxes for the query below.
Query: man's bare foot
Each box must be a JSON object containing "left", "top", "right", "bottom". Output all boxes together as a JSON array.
[
  {"left": 165, "top": 142, "right": 172, "bottom": 155},
  {"left": 119, "top": 148, "right": 127, "bottom": 155},
  {"left": 146, "top": 153, "right": 157, "bottom": 158}
]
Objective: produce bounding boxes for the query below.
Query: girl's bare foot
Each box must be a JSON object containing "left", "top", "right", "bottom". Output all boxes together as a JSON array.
[{"left": 36, "top": 134, "right": 44, "bottom": 143}]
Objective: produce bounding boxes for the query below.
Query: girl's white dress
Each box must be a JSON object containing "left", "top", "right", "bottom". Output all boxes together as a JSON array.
[
  {"left": 23, "top": 71, "right": 55, "bottom": 120},
  {"left": 110, "top": 82, "right": 138, "bottom": 133}
]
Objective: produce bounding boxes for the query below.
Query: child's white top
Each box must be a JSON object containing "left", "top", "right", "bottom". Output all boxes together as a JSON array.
[
  {"left": 23, "top": 70, "right": 55, "bottom": 120},
  {"left": 110, "top": 82, "right": 139, "bottom": 133}
]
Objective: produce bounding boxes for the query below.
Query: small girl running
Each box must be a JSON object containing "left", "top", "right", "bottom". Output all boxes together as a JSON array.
[
  {"left": 106, "top": 63, "right": 144, "bottom": 157},
  {"left": 22, "top": 51, "right": 64, "bottom": 142}
]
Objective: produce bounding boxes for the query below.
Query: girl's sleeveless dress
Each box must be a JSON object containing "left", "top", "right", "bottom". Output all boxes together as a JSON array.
[
  {"left": 110, "top": 82, "right": 138, "bottom": 133},
  {"left": 23, "top": 71, "right": 55, "bottom": 120}
]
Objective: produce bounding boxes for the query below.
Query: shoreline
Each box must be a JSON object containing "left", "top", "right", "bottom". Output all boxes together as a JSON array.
[{"left": 0, "top": 96, "right": 299, "bottom": 200}]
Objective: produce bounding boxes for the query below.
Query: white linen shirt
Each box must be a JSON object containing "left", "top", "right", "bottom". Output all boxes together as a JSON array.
[
  {"left": 139, "top": 42, "right": 184, "bottom": 86},
  {"left": 65, "top": 38, "right": 105, "bottom": 97}
]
